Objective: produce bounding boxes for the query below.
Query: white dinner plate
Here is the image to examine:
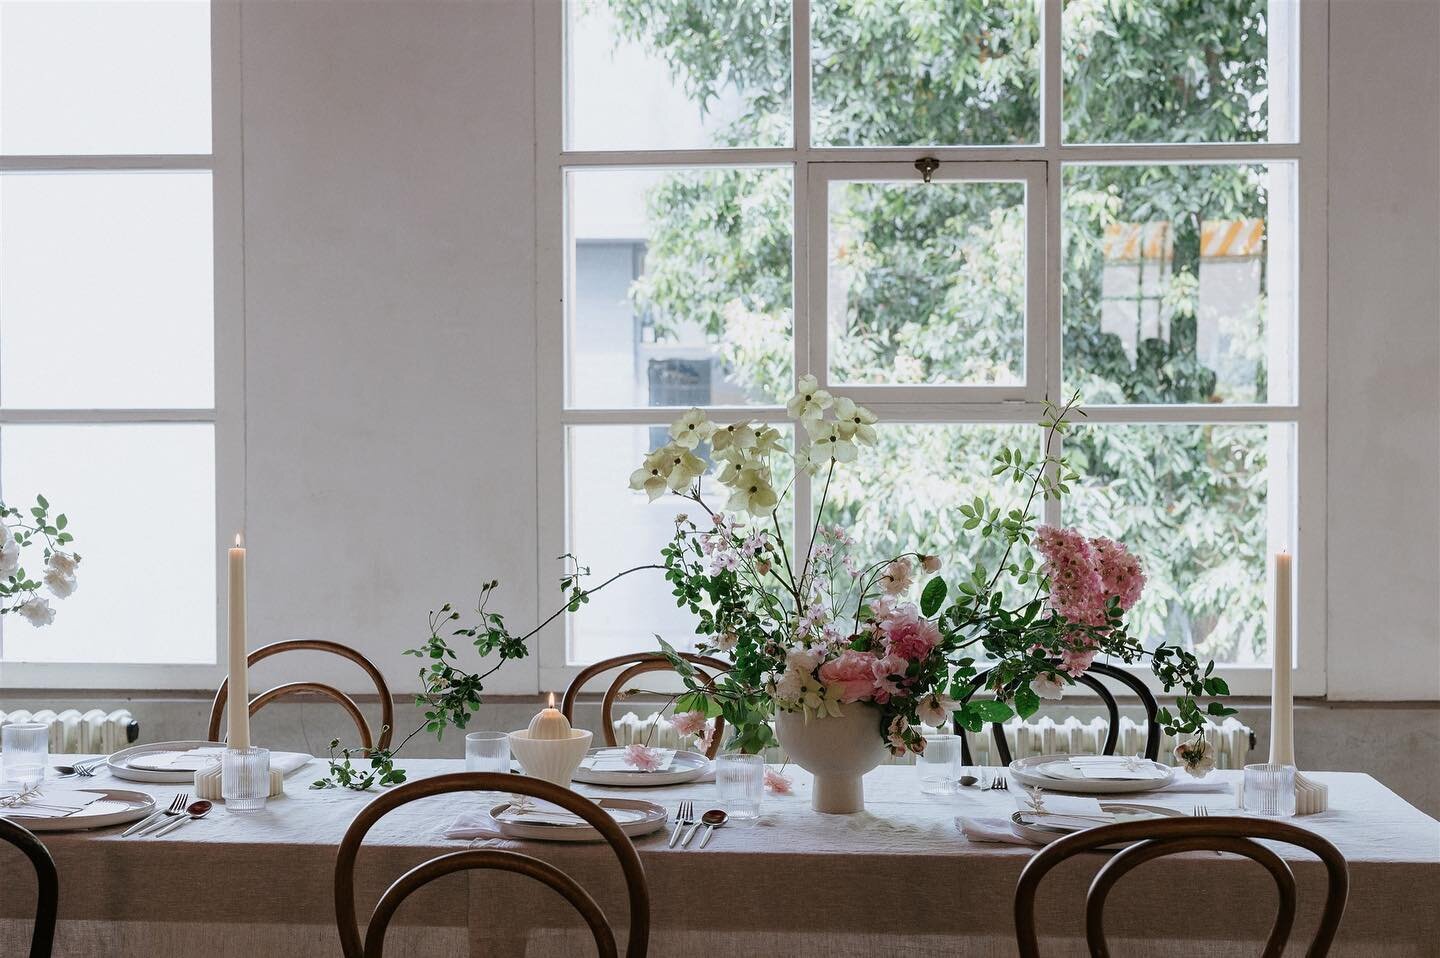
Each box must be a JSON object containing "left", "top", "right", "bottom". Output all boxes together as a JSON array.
[
  {"left": 1009, "top": 802, "right": 1185, "bottom": 846},
  {"left": 1, "top": 788, "right": 155, "bottom": 832},
  {"left": 488, "top": 798, "right": 668, "bottom": 842},
  {"left": 1009, "top": 753, "right": 1175, "bottom": 795},
  {"left": 570, "top": 748, "right": 710, "bottom": 787},
  {"left": 108, "top": 740, "right": 227, "bottom": 783}
]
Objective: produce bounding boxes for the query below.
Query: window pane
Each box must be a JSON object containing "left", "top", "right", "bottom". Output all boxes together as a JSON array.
[
  {"left": 0, "top": 424, "right": 216, "bottom": 664},
  {"left": 565, "top": 0, "right": 790, "bottom": 151},
  {"left": 828, "top": 179, "right": 1026, "bottom": 386},
  {"left": 568, "top": 424, "right": 792, "bottom": 664},
  {"left": 1063, "top": 423, "right": 1290, "bottom": 665},
  {"left": 1063, "top": 0, "right": 1298, "bottom": 144},
  {"left": 811, "top": 0, "right": 1040, "bottom": 146},
  {"left": 0, "top": 171, "right": 214, "bottom": 409},
  {"left": 819, "top": 423, "right": 1041, "bottom": 577},
  {"left": 568, "top": 167, "right": 792, "bottom": 408},
  {"left": 1062, "top": 163, "right": 1295, "bottom": 405},
  {"left": 0, "top": 0, "right": 211, "bottom": 155}
]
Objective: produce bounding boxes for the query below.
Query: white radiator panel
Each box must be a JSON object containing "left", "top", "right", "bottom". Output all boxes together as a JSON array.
[
  {"left": 0, "top": 708, "right": 138, "bottom": 754},
  {"left": 611, "top": 710, "right": 1253, "bottom": 769}
]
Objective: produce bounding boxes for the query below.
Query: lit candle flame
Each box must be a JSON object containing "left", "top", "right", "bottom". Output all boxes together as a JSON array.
[
  {"left": 234, "top": 533, "right": 243, "bottom": 548},
  {"left": 547, "top": 691, "right": 556, "bottom": 709}
]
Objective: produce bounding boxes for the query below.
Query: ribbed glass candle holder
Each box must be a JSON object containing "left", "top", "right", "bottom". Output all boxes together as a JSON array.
[{"left": 222, "top": 746, "right": 271, "bottom": 812}]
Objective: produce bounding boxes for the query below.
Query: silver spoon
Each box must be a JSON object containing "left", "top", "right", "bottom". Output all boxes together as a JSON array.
[
  {"left": 696, "top": 808, "right": 727, "bottom": 848},
  {"left": 152, "top": 799, "right": 212, "bottom": 837}
]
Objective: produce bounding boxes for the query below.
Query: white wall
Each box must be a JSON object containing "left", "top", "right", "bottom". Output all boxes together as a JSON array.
[
  {"left": 234, "top": 0, "right": 1440, "bottom": 700},
  {"left": 1324, "top": 0, "right": 1440, "bottom": 700}
]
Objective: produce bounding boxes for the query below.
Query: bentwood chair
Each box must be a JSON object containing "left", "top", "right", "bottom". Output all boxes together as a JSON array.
[
  {"left": 1014, "top": 816, "right": 1349, "bottom": 957},
  {"left": 208, "top": 639, "right": 395, "bottom": 751},
  {"left": 561, "top": 652, "right": 732, "bottom": 759},
  {"left": 0, "top": 817, "right": 58, "bottom": 958},
  {"left": 953, "top": 661, "right": 1161, "bottom": 766},
  {"left": 335, "top": 772, "right": 650, "bottom": 957}
]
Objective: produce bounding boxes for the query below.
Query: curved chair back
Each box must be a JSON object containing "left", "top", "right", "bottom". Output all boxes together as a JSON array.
[
  {"left": 208, "top": 639, "right": 394, "bottom": 751},
  {"left": 953, "top": 661, "right": 1160, "bottom": 766},
  {"left": 562, "top": 652, "right": 732, "bottom": 759},
  {"left": 0, "top": 817, "right": 58, "bottom": 958},
  {"left": 1014, "top": 816, "right": 1348, "bottom": 958},
  {"left": 335, "top": 772, "right": 649, "bottom": 958}
]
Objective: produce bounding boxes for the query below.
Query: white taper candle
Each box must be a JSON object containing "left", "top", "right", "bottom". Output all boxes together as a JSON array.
[
  {"left": 227, "top": 534, "right": 250, "bottom": 749},
  {"left": 1269, "top": 551, "right": 1294, "bottom": 765}
]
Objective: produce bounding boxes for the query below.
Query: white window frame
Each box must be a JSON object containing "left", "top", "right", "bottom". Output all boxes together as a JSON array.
[
  {"left": 0, "top": 0, "right": 244, "bottom": 690},
  {"left": 537, "top": 0, "right": 1327, "bottom": 698}
]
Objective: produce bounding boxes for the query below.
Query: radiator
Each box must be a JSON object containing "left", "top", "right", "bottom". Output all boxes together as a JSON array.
[
  {"left": 612, "top": 711, "right": 1253, "bottom": 769},
  {"left": 0, "top": 708, "right": 139, "bottom": 754}
]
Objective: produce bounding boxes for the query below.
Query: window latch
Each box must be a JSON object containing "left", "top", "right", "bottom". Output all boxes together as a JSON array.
[{"left": 914, "top": 157, "right": 940, "bottom": 184}]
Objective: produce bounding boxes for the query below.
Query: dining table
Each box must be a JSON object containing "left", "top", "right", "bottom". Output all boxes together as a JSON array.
[{"left": 1, "top": 757, "right": 1437, "bottom": 957}]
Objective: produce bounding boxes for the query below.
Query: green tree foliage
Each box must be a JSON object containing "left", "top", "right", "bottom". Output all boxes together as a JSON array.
[{"left": 596, "top": 0, "right": 1277, "bottom": 663}]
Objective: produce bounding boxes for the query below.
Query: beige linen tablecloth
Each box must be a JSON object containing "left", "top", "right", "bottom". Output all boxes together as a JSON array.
[{"left": 1, "top": 760, "right": 1436, "bottom": 957}]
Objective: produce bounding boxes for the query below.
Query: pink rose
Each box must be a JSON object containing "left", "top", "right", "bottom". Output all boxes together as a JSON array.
[
  {"left": 668, "top": 710, "right": 707, "bottom": 737},
  {"left": 764, "top": 767, "right": 793, "bottom": 794},
  {"left": 623, "top": 743, "right": 663, "bottom": 771},
  {"left": 878, "top": 603, "right": 940, "bottom": 661},
  {"left": 880, "top": 558, "right": 914, "bottom": 594},
  {"left": 818, "top": 650, "right": 879, "bottom": 703}
]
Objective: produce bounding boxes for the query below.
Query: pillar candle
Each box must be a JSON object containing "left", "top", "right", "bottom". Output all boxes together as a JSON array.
[
  {"left": 227, "top": 534, "right": 250, "bottom": 749},
  {"left": 1269, "top": 551, "right": 1294, "bottom": 765}
]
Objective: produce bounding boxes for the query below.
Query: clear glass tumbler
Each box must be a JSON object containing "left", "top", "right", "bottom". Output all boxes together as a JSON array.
[
  {"left": 222, "top": 746, "right": 271, "bottom": 812},
  {"left": 1242, "top": 763, "right": 1297, "bottom": 817},
  {"left": 2, "top": 723, "right": 49, "bottom": 788},
  {"left": 465, "top": 731, "right": 511, "bottom": 775},
  {"left": 715, "top": 752, "right": 764, "bottom": 820},
  {"left": 917, "top": 733, "right": 963, "bottom": 795}
]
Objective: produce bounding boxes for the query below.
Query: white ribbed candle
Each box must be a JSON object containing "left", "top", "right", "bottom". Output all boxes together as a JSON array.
[
  {"left": 1269, "top": 552, "right": 1294, "bottom": 765},
  {"left": 227, "top": 535, "right": 250, "bottom": 749}
]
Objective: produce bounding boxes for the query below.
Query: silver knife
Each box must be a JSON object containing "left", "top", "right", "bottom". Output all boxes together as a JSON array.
[{"left": 121, "top": 809, "right": 169, "bottom": 837}]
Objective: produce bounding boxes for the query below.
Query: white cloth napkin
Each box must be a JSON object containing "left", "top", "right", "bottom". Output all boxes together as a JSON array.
[
  {"left": 446, "top": 810, "right": 506, "bottom": 840},
  {"left": 1158, "top": 777, "right": 1235, "bottom": 795},
  {"left": 955, "top": 816, "right": 1035, "bottom": 845}
]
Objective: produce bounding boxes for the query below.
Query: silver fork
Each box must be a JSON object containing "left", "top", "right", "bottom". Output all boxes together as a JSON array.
[
  {"left": 668, "top": 800, "right": 693, "bottom": 848},
  {"left": 75, "top": 758, "right": 105, "bottom": 777},
  {"left": 1192, "top": 804, "right": 1210, "bottom": 817},
  {"left": 989, "top": 774, "right": 1009, "bottom": 791},
  {"left": 128, "top": 792, "right": 190, "bottom": 837}
]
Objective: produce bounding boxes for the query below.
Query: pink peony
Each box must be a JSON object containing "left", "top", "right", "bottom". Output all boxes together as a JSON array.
[
  {"left": 818, "top": 650, "right": 880, "bottom": 703},
  {"left": 871, "top": 653, "right": 909, "bottom": 699},
  {"left": 878, "top": 603, "right": 941, "bottom": 661},
  {"left": 764, "top": 767, "right": 793, "bottom": 794},
  {"left": 623, "top": 744, "right": 663, "bottom": 771},
  {"left": 668, "top": 710, "right": 707, "bottom": 737}
]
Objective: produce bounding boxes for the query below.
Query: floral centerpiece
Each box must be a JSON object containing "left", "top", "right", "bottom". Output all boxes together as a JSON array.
[{"left": 318, "top": 384, "right": 1232, "bottom": 802}]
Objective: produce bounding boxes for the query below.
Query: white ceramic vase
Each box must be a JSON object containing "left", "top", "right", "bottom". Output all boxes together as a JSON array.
[
  {"left": 507, "top": 729, "right": 592, "bottom": 787},
  {"left": 774, "top": 701, "right": 888, "bottom": 814}
]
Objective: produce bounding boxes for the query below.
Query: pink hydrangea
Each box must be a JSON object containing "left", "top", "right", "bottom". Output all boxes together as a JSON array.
[
  {"left": 668, "top": 710, "right": 707, "bottom": 738},
  {"left": 623, "top": 743, "right": 663, "bottom": 771},
  {"left": 1035, "top": 525, "right": 1147, "bottom": 627},
  {"left": 818, "top": 650, "right": 880, "bottom": 703},
  {"left": 1092, "top": 537, "right": 1146, "bottom": 612},
  {"left": 877, "top": 602, "right": 940, "bottom": 661},
  {"left": 1059, "top": 648, "right": 1097, "bottom": 677}
]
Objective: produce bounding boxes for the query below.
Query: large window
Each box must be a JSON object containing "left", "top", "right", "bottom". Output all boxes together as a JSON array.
[
  {"left": 0, "top": 0, "right": 234, "bottom": 681},
  {"left": 540, "top": 0, "right": 1325, "bottom": 695}
]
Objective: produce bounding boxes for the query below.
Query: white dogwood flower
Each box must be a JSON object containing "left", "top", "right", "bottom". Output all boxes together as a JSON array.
[
  {"left": 668, "top": 408, "right": 715, "bottom": 449},
  {"left": 807, "top": 422, "right": 858, "bottom": 464},
  {"left": 833, "top": 397, "right": 879, "bottom": 445},
  {"left": 710, "top": 420, "right": 757, "bottom": 455},
  {"left": 725, "top": 467, "right": 779, "bottom": 516},
  {"left": 786, "top": 374, "right": 832, "bottom": 424}
]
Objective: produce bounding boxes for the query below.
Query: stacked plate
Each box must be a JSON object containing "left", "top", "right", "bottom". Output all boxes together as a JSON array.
[
  {"left": 488, "top": 797, "right": 668, "bottom": 842},
  {"left": 0, "top": 788, "right": 155, "bottom": 832},
  {"left": 570, "top": 747, "right": 710, "bottom": 787},
  {"left": 1009, "top": 753, "right": 1175, "bottom": 794},
  {"left": 1009, "top": 801, "right": 1184, "bottom": 845}
]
